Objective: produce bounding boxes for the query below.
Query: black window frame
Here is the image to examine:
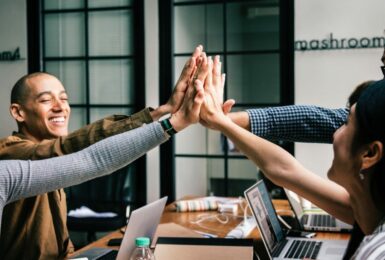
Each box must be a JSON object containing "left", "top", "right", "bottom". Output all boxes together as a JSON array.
[
  {"left": 27, "top": 0, "right": 147, "bottom": 208},
  {"left": 159, "top": 0, "right": 294, "bottom": 202}
]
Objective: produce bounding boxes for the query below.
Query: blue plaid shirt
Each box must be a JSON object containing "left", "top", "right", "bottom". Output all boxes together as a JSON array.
[{"left": 246, "top": 105, "right": 348, "bottom": 143}]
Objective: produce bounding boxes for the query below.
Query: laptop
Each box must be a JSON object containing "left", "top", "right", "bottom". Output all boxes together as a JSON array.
[
  {"left": 70, "top": 196, "right": 168, "bottom": 260},
  {"left": 284, "top": 188, "right": 353, "bottom": 232},
  {"left": 244, "top": 180, "right": 348, "bottom": 260}
]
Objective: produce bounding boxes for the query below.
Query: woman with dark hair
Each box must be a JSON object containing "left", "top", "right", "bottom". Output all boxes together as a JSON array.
[{"left": 199, "top": 61, "right": 385, "bottom": 258}]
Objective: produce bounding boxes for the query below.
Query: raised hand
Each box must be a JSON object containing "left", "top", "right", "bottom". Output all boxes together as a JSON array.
[
  {"left": 168, "top": 53, "right": 208, "bottom": 132},
  {"left": 151, "top": 45, "right": 203, "bottom": 121},
  {"left": 199, "top": 55, "right": 235, "bottom": 130}
]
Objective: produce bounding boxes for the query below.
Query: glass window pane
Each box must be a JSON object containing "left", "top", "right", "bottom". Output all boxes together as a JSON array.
[
  {"left": 174, "top": 4, "right": 223, "bottom": 53},
  {"left": 88, "top": 10, "right": 133, "bottom": 56},
  {"left": 45, "top": 61, "right": 87, "bottom": 104},
  {"left": 89, "top": 59, "right": 134, "bottom": 104},
  {"left": 44, "top": 13, "right": 85, "bottom": 57},
  {"left": 175, "top": 124, "right": 223, "bottom": 155},
  {"left": 176, "top": 158, "right": 224, "bottom": 198},
  {"left": 227, "top": 2, "right": 279, "bottom": 51},
  {"left": 88, "top": 0, "right": 132, "bottom": 8},
  {"left": 227, "top": 54, "right": 280, "bottom": 104},
  {"left": 90, "top": 108, "right": 133, "bottom": 122},
  {"left": 228, "top": 159, "right": 261, "bottom": 196},
  {"left": 68, "top": 108, "right": 87, "bottom": 132},
  {"left": 44, "top": 0, "right": 84, "bottom": 10}
]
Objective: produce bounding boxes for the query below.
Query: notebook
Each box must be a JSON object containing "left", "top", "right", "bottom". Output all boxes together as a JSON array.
[
  {"left": 70, "top": 196, "right": 168, "bottom": 260},
  {"left": 284, "top": 188, "right": 353, "bottom": 232},
  {"left": 244, "top": 180, "right": 348, "bottom": 260}
]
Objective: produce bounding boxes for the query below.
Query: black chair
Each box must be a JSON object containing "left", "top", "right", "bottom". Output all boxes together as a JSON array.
[{"left": 66, "top": 165, "right": 135, "bottom": 244}]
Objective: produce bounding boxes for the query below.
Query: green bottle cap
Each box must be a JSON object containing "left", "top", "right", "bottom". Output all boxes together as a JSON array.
[{"left": 135, "top": 237, "right": 150, "bottom": 246}]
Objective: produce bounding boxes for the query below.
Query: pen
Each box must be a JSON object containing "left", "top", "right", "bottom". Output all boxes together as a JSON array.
[{"left": 193, "top": 230, "right": 218, "bottom": 238}]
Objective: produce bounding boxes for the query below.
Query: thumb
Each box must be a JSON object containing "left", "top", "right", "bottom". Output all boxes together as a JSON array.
[{"left": 223, "top": 99, "right": 235, "bottom": 114}]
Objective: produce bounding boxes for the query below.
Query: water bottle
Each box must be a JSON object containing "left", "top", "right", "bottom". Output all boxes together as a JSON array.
[{"left": 129, "top": 237, "right": 155, "bottom": 260}]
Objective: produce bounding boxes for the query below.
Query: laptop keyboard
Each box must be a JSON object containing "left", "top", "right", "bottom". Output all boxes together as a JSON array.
[
  {"left": 284, "top": 240, "right": 322, "bottom": 259},
  {"left": 311, "top": 214, "right": 336, "bottom": 227},
  {"left": 97, "top": 250, "right": 118, "bottom": 260}
]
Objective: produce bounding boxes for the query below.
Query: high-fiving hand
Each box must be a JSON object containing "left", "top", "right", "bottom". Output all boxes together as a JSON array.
[{"left": 198, "top": 55, "right": 235, "bottom": 129}]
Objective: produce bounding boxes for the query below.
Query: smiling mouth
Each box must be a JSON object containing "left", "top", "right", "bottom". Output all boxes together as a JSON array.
[{"left": 49, "top": 117, "right": 66, "bottom": 124}]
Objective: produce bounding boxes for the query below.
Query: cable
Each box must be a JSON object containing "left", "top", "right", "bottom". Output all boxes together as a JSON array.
[
  {"left": 190, "top": 213, "right": 229, "bottom": 225},
  {"left": 189, "top": 213, "right": 230, "bottom": 232},
  {"left": 277, "top": 214, "right": 292, "bottom": 230}
]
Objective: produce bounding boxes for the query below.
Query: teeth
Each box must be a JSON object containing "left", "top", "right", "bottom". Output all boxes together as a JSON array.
[{"left": 50, "top": 117, "right": 65, "bottom": 123}]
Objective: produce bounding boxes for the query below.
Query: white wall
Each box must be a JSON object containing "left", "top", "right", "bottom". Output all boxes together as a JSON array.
[
  {"left": 295, "top": 0, "right": 385, "bottom": 177},
  {"left": 144, "top": 0, "right": 161, "bottom": 202},
  {"left": 0, "top": 0, "right": 27, "bottom": 137}
]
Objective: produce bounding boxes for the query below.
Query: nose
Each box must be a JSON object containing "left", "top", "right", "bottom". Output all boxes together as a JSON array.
[
  {"left": 332, "top": 125, "right": 344, "bottom": 143},
  {"left": 52, "top": 97, "right": 66, "bottom": 111}
]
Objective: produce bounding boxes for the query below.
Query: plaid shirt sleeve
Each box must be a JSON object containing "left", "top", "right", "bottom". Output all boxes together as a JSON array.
[{"left": 246, "top": 105, "right": 349, "bottom": 143}]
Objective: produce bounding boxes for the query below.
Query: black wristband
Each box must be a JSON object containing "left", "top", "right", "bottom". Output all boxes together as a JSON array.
[{"left": 160, "top": 118, "right": 178, "bottom": 136}]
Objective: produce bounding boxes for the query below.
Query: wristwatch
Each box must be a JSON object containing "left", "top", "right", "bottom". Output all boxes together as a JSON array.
[{"left": 160, "top": 118, "right": 178, "bottom": 136}]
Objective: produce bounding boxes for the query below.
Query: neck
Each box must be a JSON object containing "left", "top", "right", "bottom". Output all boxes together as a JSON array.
[
  {"left": 17, "top": 126, "right": 44, "bottom": 143},
  {"left": 348, "top": 177, "right": 383, "bottom": 234}
]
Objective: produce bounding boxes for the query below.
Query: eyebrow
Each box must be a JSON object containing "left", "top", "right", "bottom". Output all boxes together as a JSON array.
[{"left": 36, "top": 90, "right": 67, "bottom": 99}]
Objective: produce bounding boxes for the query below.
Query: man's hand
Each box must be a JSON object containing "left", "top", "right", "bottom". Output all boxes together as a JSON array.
[
  {"left": 168, "top": 54, "right": 208, "bottom": 132},
  {"left": 151, "top": 45, "right": 203, "bottom": 121}
]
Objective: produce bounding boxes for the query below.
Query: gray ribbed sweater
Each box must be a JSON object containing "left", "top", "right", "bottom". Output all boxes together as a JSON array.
[{"left": 0, "top": 122, "right": 168, "bottom": 235}]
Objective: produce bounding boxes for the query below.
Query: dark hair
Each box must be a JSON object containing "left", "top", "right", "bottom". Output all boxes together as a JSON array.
[
  {"left": 10, "top": 72, "right": 52, "bottom": 105},
  {"left": 347, "top": 80, "right": 374, "bottom": 108},
  {"left": 354, "top": 79, "right": 385, "bottom": 212}
]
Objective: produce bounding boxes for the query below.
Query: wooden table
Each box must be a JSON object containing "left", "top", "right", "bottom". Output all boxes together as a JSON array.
[{"left": 71, "top": 199, "right": 350, "bottom": 258}]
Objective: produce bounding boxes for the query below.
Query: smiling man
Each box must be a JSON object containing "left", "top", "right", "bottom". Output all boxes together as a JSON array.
[
  {"left": 10, "top": 73, "right": 70, "bottom": 142},
  {"left": 0, "top": 45, "right": 203, "bottom": 260}
]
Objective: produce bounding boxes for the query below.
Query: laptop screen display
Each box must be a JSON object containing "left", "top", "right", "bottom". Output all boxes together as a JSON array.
[{"left": 245, "top": 180, "right": 284, "bottom": 252}]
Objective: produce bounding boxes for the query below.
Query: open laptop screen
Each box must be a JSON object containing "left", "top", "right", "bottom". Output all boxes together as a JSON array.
[{"left": 245, "top": 180, "right": 284, "bottom": 252}]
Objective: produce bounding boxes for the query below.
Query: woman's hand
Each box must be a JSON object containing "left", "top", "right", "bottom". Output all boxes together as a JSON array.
[{"left": 199, "top": 55, "right": 235, "bottom": 130}]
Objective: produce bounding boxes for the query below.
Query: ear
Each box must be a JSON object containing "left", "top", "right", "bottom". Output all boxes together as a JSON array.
[
  {"left": 10, "top": 103, "right": 26, "bottom": 123},
  {"left": 361, "top": 141, "right": 383, "bottom": 170}
]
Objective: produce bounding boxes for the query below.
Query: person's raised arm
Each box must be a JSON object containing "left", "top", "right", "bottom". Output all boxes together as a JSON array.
[
  {"left": 198, "top": 59, "right": 354, "bottom": 224},
  {"left": 1, "top": 65, "right": 205, "bottom": 209},
  {"left": 228, "top": 106, "right": 348, "bottom": 143}
]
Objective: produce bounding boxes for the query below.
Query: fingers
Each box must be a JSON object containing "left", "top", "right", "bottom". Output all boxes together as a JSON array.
[
  {"left": 221, "top": 73, "right": 226, "bottom": 89},
  {"left": 193, "top": 80, "right": 205, "bottom": 108},
  {"left": 204, "top": 56, "right": 213, "bottom": 91},
  {"left": 212, "top": 55, "right": 222, "bottom": 87},
  {"left": 189, "top": 55, "right": 203, "bottom": 85},
  {"left": 196, "top": 53, "right": 209, "bottom": 83},
  {"left": 176, "top": 57, "right": 196, "bottom": 90},
  {"left": 192, "top": 45, "right": 203, "bottom": 59},
  {"left": 176, "top": 45, "right": 203, "bottom": 89}
]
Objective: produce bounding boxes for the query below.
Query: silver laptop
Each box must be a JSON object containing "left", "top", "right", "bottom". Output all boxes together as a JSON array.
[
  {"left": 70, "top": 196, "right": 167, "bottom": 260},
  {"left": 244, "top": 180, "right": 348, "bottom": 260},
  {"left": 284, "top": 188, "right": 353, "bottom": 232}
]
